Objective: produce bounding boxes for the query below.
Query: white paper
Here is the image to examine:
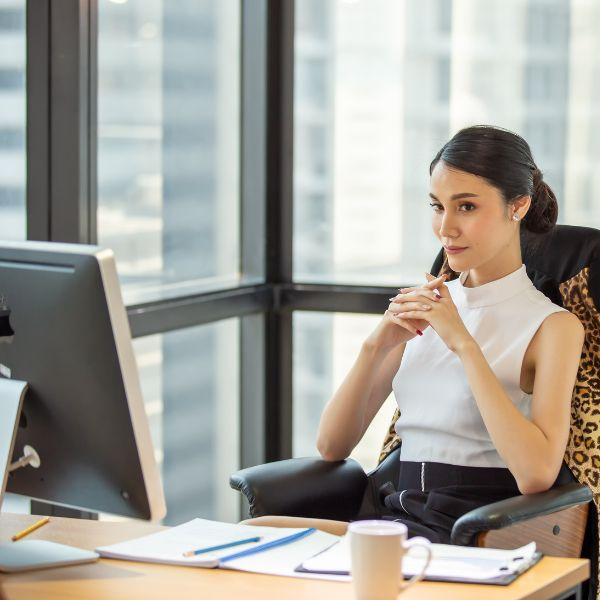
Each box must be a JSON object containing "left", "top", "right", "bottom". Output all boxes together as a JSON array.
[
  {"left": 96, "top": 517, "right": 344, "bottom": 580},
  {"left": 222, "top": 530, "right": 346, "bottom": 581},
  {"left": 300, "top": 535, "right": 538, "bottom": 582}
]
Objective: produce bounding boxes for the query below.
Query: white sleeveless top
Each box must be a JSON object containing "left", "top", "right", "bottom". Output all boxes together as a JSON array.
[{"left": 392, "top": 265, "right": 565, "bottom": 468}]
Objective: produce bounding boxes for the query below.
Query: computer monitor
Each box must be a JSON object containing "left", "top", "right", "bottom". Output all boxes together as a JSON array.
[{"left": 0, "top": 241, "right": 166, "bottom": 521}]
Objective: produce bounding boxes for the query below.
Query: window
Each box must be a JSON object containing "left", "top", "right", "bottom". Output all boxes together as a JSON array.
[
  {"left": 294, "top": 0, "right": 600, "bottom": 290},
  {"left": 97, "top": 0, "right": 242, "bottom": 304},
  {"left": 436, "top": 0, "right": 453, "bottom": 34},
  {"left": 0, "top": 0, "right": 25, "bottom": 241},
  {"left": 134, "top": 319, "right": 240, "bottom": 525},
  {"left": 294, "top": 312, "right": 396, "bottom": 473}
]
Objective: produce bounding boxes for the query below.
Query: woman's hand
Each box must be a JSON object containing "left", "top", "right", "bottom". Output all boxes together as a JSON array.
[
  {"left": 388, "top": 273, "right": 474, "bottom": 354},
  {"left": 363, "top": 309, "right": 419, "bottom": 352},
  {"left": 366, "top": 274, "right": 445, "bottom": 351}
]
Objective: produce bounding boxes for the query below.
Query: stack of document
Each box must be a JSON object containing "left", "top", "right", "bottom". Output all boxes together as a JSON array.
[
  {"left": 298, "top": 535, "right": 541, "bottom": 585},
  {"left": 97, "top": 518, "right": 541, "bottom": 585}
]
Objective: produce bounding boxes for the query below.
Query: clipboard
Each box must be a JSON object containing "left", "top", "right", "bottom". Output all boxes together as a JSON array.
[{"left": 295, "top": 538, "right": 543, "bottom": 585}]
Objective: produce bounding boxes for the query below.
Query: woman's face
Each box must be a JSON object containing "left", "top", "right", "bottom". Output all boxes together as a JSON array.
[{"left": 429, "top": 161, "right": 518, "bottom": 275}]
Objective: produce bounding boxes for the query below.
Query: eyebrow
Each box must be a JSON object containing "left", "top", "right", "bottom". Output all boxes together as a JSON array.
[{"left": 429, "top": 192, "right": 479, "bottom": 201}]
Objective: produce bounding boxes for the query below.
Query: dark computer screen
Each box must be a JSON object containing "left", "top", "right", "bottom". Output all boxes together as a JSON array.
[{"left": 0, "top": 241, "right": 165, "bottom": 520}]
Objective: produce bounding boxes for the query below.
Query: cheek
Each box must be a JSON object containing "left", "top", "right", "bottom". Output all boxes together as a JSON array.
[
  {"left": 469, "top": 218, "right": 492, "bottom": 237},
  {"left": 431, "top": 214, "right": 442, "bottom": 238},
  {"left": 482, "top": 214, "right": 508, "bottom": 235},
  {"left": 468, "top": 215, "right": 509, "bottom": 245}
]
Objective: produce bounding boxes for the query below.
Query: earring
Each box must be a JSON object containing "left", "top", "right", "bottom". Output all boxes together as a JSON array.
[{"left": 512, "top": 213, "right": 520, "bottom": 222}]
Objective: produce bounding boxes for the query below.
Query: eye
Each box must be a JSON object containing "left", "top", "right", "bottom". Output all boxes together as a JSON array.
[
  {"left": 459, "top": 202, "right": 476, "bottom": 212},
  {"left": 429, "top": 202, "right": 443, "bottom": 212}
]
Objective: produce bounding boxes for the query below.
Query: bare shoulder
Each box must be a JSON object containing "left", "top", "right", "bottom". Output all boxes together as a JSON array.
[
  {"left": 532, "top": 310, "right": 585, "bottom": 360},
  {"left": 539, "top": 310, "right": 584, "bottom": 339}
]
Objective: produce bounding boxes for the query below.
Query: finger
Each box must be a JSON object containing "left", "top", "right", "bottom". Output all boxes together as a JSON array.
[
  {"left": 424, "top": 279, "right": 448, "bottom": 297},
  {"left": 398, "top": 284, "right": 439, "bottom": 295},
  {"left": 387, "top": 312, "right": 422, "bottom": 336},
  {"left": 424, "top": 274, "right": 447, "bottom": 288},
  {"left": 435, "top": 282, "right": 451, "bottom": 299},
  {"left": 398, "top": 274, "right": 447, "bottom": 295},
  {"left": 396, "top": 310, "right": 431, "bottom": 321},
  {"left": 386, "top": 309, "right": 421, "bottom": 323},
  {"left": 391, "top": 290, "right": 439, "bottom": 303},
  {"left": 397, "top": 285, "right": 420, "bottom": 294},
  {"left": 388, "top": 301, "right": 432, "bottom": 314},
  {"left": 388, "top": 301, "right": 433, "bottom": 313}
]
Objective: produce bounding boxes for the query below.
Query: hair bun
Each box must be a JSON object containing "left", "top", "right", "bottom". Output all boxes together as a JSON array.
[{"left": 523, "top": 168, "right": 558, "bottom": 234}]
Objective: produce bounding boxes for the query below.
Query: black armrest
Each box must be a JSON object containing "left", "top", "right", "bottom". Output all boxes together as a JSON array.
[
  {"left": 230, "top": 457, "right": 368, "bottom": 520},
  {"left": 451, "top": 482, "right": 593, "bottom": 546}
]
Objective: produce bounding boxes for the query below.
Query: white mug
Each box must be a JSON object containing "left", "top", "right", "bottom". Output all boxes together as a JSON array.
[{"left": 348, "top": 520, "right": 432, "bottom": 600}]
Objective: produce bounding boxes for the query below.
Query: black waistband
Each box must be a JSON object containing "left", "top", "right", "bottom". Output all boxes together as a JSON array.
[{"left": 398, "top": 461, "right": 518, "bottom": 492}]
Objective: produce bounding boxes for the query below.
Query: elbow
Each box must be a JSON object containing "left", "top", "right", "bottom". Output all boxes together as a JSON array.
[
  {"left": 516, "top": 470, "right": 556, "bottom": 496},
  {"left": 316, "top": 438, "right": 349, "bottom": 462},
  {"left": 319, "top": 450, "right": 347, "bottom": 462},
  {"left": 517, "top": 480, "right": 552, "bottom": 495}
]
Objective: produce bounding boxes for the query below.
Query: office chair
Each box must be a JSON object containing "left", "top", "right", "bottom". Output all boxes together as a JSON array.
[{"left": 230, "top": 224, "right": 599, "bottom": 599}]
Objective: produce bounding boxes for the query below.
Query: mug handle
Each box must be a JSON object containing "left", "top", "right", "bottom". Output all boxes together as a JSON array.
[{"left": 399, "top": 536, "right": 432, "bottom": 591}]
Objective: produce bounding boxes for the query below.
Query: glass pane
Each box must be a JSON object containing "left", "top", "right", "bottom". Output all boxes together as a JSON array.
[
  {"left": 97, "top": 0, "right": 242, "bottom": 305},
  {"left": 294, "top": 0, "right": 600, "bottom": 286},
  {"left": 293, "top": 312, "right": 396, "bottom": 473},
  {"left": 0, "top": 0, "right": 26, "bottom": 241},
  {"left": 133, "top": 318, "right": 240, "bottom": 525}
]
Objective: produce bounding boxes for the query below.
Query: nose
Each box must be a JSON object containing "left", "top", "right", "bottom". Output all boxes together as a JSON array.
[{"left": 438, "top": 211, "right": 459, "bottom": 239}]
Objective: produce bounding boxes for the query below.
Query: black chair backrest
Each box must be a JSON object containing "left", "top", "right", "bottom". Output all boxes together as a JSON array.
[{"left": 431, "top": 224, "right": 600, "bottom": 307}]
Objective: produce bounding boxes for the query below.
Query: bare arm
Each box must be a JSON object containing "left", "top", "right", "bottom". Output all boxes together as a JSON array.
[
  {"left": 317, "top": 275, "right": 446, "bottom": 462},
  {"left": 316, "top": 342, "right": 405, "bottom": 461},
  {"left": 457, "top": 311, "right": 583, "bottom": 493}
]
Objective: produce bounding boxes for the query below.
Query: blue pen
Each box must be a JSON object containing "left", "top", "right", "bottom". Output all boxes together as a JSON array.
[
  {"left": 219, "top": 528, "right": 316, "bottom": 564},
  {"left": 183, "top": 536, "right": 262, "bottom": 557}
]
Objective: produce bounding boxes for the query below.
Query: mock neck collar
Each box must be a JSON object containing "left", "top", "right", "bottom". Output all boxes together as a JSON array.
[{"left": 455, "top": 265, "right": 531, "bottom": 308}]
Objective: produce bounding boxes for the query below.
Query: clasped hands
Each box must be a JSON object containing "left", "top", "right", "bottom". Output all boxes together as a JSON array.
[{"left": 386, "top": 273, "right": 473, "bottom": 354}]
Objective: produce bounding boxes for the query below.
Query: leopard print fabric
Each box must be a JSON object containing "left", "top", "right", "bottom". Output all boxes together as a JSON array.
[
  {"left": 560, "top": 267, "right": 600, "bottom": 595},
  {"left": 378, "top": 407, "right": 401, "bottom": 464},
  {"left": 376, "top": 266, "right": 599, "bottom": 588}
]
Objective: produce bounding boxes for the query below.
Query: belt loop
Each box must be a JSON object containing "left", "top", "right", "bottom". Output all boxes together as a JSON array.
[{"left": 421, "top": 462, "right": 425, "bottom": 492}]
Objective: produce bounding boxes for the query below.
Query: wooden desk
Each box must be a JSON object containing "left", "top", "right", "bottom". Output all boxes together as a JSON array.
[{"left": 0, "top": 514, "right": 590, "bottom": 600}]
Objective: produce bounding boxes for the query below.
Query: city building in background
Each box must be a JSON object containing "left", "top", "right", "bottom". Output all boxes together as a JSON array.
[
  {"left": 0, "top": 0, "right": 25, "bottom": 241},
  {"left": 1, "top": 0, "right": 600, "bottom": 522}
]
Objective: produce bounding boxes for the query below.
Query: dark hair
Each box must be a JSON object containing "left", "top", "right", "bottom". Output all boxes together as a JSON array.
[{"left": 430, "top": 125, "right": 558, "bottom": 234}]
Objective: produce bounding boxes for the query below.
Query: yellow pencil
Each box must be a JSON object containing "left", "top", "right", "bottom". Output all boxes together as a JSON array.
[{"left": 11, "top": 516, "right": 50, "bottom": 541}]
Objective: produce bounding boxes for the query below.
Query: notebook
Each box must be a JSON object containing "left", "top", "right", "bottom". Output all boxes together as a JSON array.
[
  {"left": 297, "top": 535, "right": 542, "bottom": 585},
  {"left": 96, "top": 518, "right": 344, "bottom": 580}
]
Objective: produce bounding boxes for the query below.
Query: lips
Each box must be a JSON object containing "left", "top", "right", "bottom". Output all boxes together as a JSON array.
[{"left": 444, "top": 246, "right": 468, "bottom": 255}]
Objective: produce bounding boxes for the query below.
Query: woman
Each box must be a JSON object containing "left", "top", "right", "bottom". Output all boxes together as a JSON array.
[{"left": 247, "top": 125, "right": 584, "bottom": 542}]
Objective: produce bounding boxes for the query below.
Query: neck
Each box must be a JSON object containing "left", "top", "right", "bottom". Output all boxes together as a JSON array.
[{"left": 464, "top": 240, "right": 523, "bottom": 288}]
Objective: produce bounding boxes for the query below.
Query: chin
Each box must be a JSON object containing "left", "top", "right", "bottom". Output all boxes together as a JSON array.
[{"left": 446, "top": 256, "right": 469, "bottom": 273}]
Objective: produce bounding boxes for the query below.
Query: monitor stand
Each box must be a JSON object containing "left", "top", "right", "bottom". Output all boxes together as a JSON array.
[
  {"left": 0, "top": 379, "right": 27, "bottom": 509},
  {"left": 0, "top": 379, "right": 99, "bottom": 572}
]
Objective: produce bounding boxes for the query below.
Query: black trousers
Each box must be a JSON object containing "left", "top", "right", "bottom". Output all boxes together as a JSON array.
[{"left": 373, "top": 461, "right": 521, "bottom": 544}]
